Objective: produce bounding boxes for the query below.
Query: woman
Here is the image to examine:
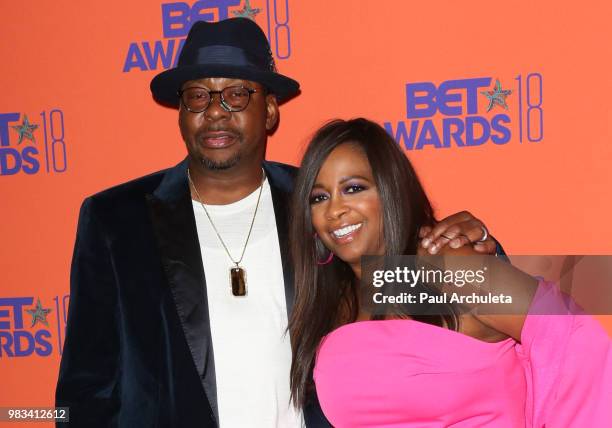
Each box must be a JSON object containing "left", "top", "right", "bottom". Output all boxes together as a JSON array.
[{"left": 289, "top": 118, "right": 611, "bottom": 427}]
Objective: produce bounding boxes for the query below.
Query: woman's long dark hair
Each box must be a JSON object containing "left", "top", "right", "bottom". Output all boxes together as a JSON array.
[{"left": 288, "top": 118, "right": 457, "bottom": 408}]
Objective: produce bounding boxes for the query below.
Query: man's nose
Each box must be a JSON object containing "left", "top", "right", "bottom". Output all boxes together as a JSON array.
[{"left": 204, "top": 93, "right": 231, "bottom": 120}]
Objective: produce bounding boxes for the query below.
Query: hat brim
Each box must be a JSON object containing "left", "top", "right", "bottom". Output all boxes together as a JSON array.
[{"left": 150, "top": 64, "right": 300, "bottom": 107}]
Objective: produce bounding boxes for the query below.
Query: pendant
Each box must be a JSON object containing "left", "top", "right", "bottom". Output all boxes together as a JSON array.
[{"left": 230, "top": 266, "right": 247, "bottom": 297}]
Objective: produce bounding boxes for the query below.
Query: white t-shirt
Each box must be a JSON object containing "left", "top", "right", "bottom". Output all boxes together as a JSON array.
[{"left": 192, "top": 178, "right": 303, "bottom": 428}]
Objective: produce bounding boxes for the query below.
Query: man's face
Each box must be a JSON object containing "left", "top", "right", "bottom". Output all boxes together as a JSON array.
[{"left": 179, "top": 77, "right": 278, "bottom": 170}]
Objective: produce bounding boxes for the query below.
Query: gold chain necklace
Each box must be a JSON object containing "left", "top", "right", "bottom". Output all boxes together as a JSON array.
[{"left": 187, "top": 167, "right": 265, "bottom": 297}]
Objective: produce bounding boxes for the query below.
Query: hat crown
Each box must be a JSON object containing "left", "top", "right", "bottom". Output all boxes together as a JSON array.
[{"left": 178, "top": 18, "right": 275, "bottom": 72}]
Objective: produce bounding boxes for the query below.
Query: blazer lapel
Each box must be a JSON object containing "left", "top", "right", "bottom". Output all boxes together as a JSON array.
[
  {"left": 145, "top": 159, "right": 218, "bottom": 425},
  {"left": 264, "top": 162, "right": 295, "bottom": 316}
]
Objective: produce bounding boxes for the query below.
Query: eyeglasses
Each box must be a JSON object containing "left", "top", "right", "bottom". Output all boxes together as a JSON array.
[{"left": 178, "top": 85, "right": 258, "bottom": 113}]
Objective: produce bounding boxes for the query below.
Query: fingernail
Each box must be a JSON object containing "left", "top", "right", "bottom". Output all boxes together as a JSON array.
[
  {"left": 422, "top": 238, "right": 431, "bottom": 248},
  {"left": 450, "top": 240, "right": 459, "bottom": 248},
  {"left": 429, "top": 245, "right": 438, "bottom": 254}
]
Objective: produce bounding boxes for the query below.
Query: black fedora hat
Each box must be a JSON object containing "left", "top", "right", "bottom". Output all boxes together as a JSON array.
[{"left": 150, "top": 18, "right": 299, "bottom": 107}]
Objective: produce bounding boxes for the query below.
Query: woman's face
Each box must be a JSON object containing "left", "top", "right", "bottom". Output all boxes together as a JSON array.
[{"left": 310, "top": 143, "right": 385, "bottom": 272}]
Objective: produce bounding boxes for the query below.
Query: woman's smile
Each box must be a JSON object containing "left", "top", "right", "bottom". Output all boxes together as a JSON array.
[{"left": 329, "top": 222, "right": 363, "bottom": 242}]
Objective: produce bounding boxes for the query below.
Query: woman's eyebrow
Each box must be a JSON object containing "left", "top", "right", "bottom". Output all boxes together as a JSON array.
[{"left": 339, "top": 175, "right": 370, "bottom": 184}]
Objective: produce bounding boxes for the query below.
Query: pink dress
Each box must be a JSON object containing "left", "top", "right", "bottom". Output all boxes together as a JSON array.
[{"left": 313, "top": 281, "right": 612, "bottom": 427}]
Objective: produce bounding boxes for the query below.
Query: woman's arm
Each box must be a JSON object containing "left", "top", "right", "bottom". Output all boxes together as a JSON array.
[{"left": 421, "top": 245, "right": 539, "bottom": 341}]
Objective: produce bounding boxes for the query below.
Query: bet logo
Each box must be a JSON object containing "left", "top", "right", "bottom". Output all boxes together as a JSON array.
[
  {"left": 0, "top": 110, "right": 67, "bottom": 176},
  {"left": 0, "top": 297, "right": 53, "bottom": 357}
]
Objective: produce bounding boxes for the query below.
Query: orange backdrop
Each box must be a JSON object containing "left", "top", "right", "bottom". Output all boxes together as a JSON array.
[{"left": 1, "top": 0, "right": 611, "bottom": 424}]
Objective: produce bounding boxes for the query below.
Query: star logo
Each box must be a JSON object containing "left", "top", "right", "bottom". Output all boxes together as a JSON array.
[
  {"left": 232, "top": 0, "right": 260, "bottom": 20},
  {"left": 480, "top": 79, "right": 512, "bottom": 112},
  {"left": 11, "top": 114, "right": 39, "bottom": 144},
  {"left": 26, "top": 298, "right": 52, "bottom": 327}
]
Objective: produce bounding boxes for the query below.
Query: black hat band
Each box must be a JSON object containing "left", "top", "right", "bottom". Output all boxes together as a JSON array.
[{"left": 180, "top": 45, "right": 268, "bottom": 70}]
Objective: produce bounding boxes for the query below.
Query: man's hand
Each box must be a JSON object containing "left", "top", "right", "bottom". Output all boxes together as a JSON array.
[{"left": 419, "top": 211, "right": 496, "bottom": 254}]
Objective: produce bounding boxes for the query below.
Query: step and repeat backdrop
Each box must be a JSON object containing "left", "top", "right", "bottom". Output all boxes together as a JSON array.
[{"left": 1, "top": 0, "right": 611, "bottom": 421}]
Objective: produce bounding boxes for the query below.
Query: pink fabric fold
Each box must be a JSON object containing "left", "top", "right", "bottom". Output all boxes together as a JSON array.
[
  {"left": 314, "top": 280, "right": 612, "bottom": 427},
  {"left": 517, "top": 280, "right": 612, "bottom": 427}
]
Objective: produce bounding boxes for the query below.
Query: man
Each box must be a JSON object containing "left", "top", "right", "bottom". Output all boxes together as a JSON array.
[{"left": 56, "top": 18, "right": 500, "bottom": 427}]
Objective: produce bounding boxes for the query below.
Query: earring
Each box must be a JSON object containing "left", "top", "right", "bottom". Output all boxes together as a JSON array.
[
  {"left": 314, "top": 233, "right": 334, "bottom": 265},
  {"left": 317, "top": 251, "right": 334, "bottom": 265}
]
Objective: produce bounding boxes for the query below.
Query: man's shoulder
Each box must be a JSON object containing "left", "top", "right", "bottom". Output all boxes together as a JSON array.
[
  {"left": 88, "top": 168, "right": 169, "bottom": 202},
  {"left": 264, "top": 160, "right": 298, "bottom": 192},
  {"left": 77, "top": 165, "right": 183, "bottom": 228},
  {"left": 264, "top": 160, "right": 298, "bottom": 175}
]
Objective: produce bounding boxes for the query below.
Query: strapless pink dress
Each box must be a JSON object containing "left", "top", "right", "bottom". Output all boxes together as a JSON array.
[{"left": 314, "top": 281, "right": 612, "bottom": 427}]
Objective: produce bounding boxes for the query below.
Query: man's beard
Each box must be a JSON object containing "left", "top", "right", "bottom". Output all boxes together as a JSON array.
[{"left": 199, "top": 152, "right": 242, "bottom": 170}]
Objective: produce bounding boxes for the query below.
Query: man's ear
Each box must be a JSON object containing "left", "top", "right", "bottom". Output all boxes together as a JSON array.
[{"left": 265, "top": 94, "right": 279, "bottom": 131}]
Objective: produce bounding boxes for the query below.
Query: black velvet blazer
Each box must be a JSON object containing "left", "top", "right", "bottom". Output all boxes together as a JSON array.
[{"left": 55, "top": 159, "right": 330, "bottom": 427}]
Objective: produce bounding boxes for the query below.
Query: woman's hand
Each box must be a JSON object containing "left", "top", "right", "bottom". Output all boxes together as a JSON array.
[{"left": 419, "top": 211, "right": 496, "bottom": 255}]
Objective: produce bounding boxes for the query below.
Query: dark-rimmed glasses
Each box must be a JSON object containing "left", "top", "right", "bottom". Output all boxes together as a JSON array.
[{"left": 178, "top": 86, "right": 258, "bottom": 113}]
